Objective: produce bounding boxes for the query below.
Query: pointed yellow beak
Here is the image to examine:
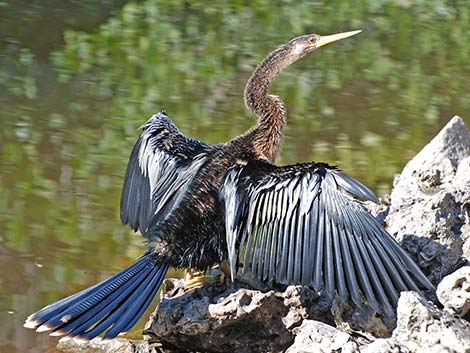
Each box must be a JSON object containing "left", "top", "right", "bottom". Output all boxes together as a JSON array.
[{"left": 316, "top": 30, "right": 362, "bottom": 47}]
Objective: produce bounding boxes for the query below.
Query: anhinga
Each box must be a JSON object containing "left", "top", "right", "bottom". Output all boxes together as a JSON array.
[{"left": 24, "top": 30, "right": 433, "bottom": 341}]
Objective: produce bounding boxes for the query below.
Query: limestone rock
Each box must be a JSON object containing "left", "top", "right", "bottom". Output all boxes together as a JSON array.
[
  {"left": 358, "top": 291, "right": 470, "bottom": 353},
  {"left": 437, "top": 266, "right": 470, "bottom": 316},
  {"left": 331, "top": 295, "right": 395, "bottom": 339},
  {"left": 341, "top": 341, "right": 360, "bottom": 353},
  {"left": 392, "top": 291, "right": 470, "bottom": 352},
  {"left": 359, "top": 338, "right": 405, "bottom": 353},
  {"left": 385, "top": 116, "right": 470, "bottom": 283},
  {"left": 56, "top": 337, "right": 158, "bottom": 353},
  {"left": 284, "top": 320, "right": 353, "bottom": 353},
  {"left": 145, "top": 279, "right": 333, "bottom": 353}
]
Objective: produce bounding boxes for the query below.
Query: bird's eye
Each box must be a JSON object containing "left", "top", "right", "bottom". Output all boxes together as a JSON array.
[{"left": 308, "top": 37, "right": 317, "bottom": 44}]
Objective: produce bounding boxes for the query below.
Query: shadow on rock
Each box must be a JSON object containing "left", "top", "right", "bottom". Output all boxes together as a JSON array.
[{"left": 400, "top": 233, "right": 469, "bottom": 287}]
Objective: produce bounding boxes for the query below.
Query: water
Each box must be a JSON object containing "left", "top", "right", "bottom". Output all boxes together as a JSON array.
[{"left": 0, "top": 1, "right": 469, "bottom": 352}]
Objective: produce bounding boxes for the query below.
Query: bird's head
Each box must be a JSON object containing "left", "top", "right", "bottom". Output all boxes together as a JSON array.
[{"left": 286, "top": 30, "right": 362, "bottom": 61}]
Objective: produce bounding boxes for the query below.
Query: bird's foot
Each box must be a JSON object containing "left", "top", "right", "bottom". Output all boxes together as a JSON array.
[
  {"left": 183, "top": 268, "right": 218, "bottom": 292},
  {"left": 218, "top": 260, "right": 232, "bottom": 282},
  {"left": 122, "top": 329, "right": 144, "bottom": 339},
  {"left": 235, "top": 271, "right": 269, "bottom": 291}
]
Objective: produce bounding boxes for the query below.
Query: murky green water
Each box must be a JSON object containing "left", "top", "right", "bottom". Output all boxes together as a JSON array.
[{"left": 0, "top": 1, "right": 468, "bottom": 352}]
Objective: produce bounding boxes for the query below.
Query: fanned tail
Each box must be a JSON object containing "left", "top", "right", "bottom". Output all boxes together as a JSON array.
[{"left": 23, "top": 253, "right": 169, "bottom": 340}]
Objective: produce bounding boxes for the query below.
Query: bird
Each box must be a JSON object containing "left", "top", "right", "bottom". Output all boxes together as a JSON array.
[{"left": 24, "top": 30, "right": 433, "bottom": 341}]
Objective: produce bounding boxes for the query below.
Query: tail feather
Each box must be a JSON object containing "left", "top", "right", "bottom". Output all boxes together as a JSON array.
[
  {"left": 24, "top": 253, "right": 169, "bottom": 340},
  {"left": 78, "top": 264, "right": 163, "bottom": 340},
  {"left": 25, "top": 256, "right": 151, "bottom": 330},
  {"left": 106, "top": 263, "right": 167, "bottom": 337},
  {"left": 47, "top": 256, "right": 154, "bottom": 329},
  {"left": 50, "top": 259, "right": 155, "bottom": 337}
]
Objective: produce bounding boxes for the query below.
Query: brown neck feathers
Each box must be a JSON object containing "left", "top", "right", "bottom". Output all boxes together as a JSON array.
[{"left": 243, "top": 45, "right": 294, "bottom": 163}]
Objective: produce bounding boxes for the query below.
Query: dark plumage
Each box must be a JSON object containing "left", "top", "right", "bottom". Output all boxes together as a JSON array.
[{"left": 25, "top": 31, "right": 433, "bottom": 341}]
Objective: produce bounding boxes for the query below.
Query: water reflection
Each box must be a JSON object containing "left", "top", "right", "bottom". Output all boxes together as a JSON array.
[{"left": 0, "top": 1, "right": 469, "bottom": 352}]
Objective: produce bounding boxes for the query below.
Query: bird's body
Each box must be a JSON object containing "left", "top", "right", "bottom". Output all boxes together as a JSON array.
[
  {"left": 120, "top": 114, "right": 252, "bottom": 270},
  {"left": 25, "top": 30, "right": 434, "bottom": 341}
]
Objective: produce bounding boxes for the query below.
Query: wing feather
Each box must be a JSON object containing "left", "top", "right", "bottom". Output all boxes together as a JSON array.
[
  {"left": 294, "top": 213, "right": 304, "bottom": 284},
  {"left": 313, "top": 199, "right": 325, "bottom": 291},
  {"left": 331, "top": 221, "right": 347, "bottom": 298},
  {"left": 338, "top": 223, "right": 363, "bottom": 306},
  {"left": 305, "top": 194, "right": 319, "bottom": 285},
  {"left": 221, "top": 160, "right": 433, "bottom": 312},
  {"left": 301, "top": 207, "right": 311, "bottom": 285},
  {"left": 120, "top": 111, "right": 208, "bottom": 237},
  {"left": 260, "top": 191, "right": 273, "bottom": 280},
  {"left": 266, "top": 191, "right": 278, "bottom": 275},
  {"left": 324, "top": 218, "right": 335, "bottom": 295}
]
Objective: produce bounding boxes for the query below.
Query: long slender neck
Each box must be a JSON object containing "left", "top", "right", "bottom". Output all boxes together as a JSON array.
[{"left": 243, "top": 45, "right": 294, "bottom": 163}]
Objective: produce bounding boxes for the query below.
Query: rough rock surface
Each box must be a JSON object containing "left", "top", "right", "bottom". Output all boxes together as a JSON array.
[
  {"left": 145, "top": 278, "right": 333, "bottom": 353},
  {"left": 57, "top": 116, "right": 470, "bottom": 353},
  {"left": 437, "top": 266, "right": 470, "bottom": 316},
  {"left": 56, "top": 337, "right": 158, "bottom": 353},
  {"left": 359, "top": 291, "right": 470, "bottom": 353},
  {"left": 359, "top": 338, "right": 404, "bottom": 353},
  {"left": 381, "top": 291, "right": 470, "bottom": 353},
  {"left": 284, "top": 320, "right": 355, "bottom": 353},
  {"left": 331, "top": 295, "right": 395, "bottom": 339},
  {"left": 385, "top": 116, "right": 470, "bottom": 284}
]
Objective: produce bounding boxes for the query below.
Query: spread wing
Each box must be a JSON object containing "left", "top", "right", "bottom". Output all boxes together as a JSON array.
[
  {"left": 221, "top": 160, "right": 433, "bottom": 313},
  {"left": 120, "top": 111, "right": 209, "bottom": 237}
]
